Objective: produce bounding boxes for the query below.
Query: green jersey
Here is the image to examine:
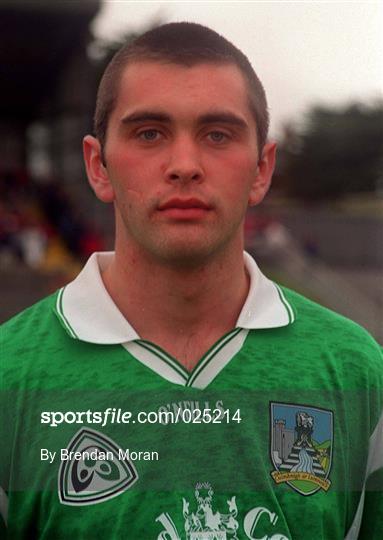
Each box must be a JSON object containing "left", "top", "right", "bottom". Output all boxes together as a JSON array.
[{"left": 1, "top": 252, "right": 382, "bottom": 539}]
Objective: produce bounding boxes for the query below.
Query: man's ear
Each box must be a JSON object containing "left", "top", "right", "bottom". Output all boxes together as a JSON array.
[
  {"left": 83, "top": 135, "right": 114, "bottom": 203},
  {"left": 248, "top": 141, "right": 277, "bottom": 207}
]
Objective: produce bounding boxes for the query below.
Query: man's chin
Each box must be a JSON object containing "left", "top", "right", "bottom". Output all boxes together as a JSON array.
[{"left": 151, "top": 239, "right": 222, "bottom": 269}]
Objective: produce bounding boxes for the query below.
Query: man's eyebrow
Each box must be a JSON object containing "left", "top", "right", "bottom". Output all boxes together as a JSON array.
[
  {"left": 120, "top": 110, "right": 248, "bottom": 129},
  {"left": 121, "top": 111, "right": 171, "bottom": 124},
  {"left": 197, "top": 113, "right": 248, "bottom": 129}
]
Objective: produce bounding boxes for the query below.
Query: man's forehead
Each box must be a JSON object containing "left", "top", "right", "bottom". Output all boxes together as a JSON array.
[
  {"left": 114, "top": 60, "right": 254, "bottom": 122},
  {"left": 117, "top": 59, "right": 248, "bottom": 97}
]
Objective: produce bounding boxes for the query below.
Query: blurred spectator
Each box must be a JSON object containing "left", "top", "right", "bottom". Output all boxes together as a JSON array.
[{"left": 0, "top": 169, "right": 105, "bottom": 272}]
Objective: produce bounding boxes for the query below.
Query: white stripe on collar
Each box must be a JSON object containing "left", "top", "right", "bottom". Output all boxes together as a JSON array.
[
  {"left": 122, "top": 328, "right": 248, "bottom": 390},
  {"left": 55, "top": 251, "right": 294, "bottom": 344}
]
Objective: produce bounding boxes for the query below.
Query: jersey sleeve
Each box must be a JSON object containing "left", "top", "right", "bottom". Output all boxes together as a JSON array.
[
  {"left": 358, "top": 393, "right": 383, "bottom": 538},
  {"left": 355, "top": 346, "right": 383, "bottom": 539}
]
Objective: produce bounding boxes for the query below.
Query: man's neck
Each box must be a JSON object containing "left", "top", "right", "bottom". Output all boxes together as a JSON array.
[{"left": 101, "top": 244, "right": 249, "bottom": 371}]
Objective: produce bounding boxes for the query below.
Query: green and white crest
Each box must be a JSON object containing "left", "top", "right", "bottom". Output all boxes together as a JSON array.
[
  {"left": 270, "top": 402, "right": 333, "bottom": 496},
  {"left": 58, "top": 428, "right": 138, "bottom": 505}
]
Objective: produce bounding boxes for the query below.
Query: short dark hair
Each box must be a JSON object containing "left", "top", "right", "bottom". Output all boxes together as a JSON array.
[{"left": 94, "top": 22, "right": 269, "bottom": 156}]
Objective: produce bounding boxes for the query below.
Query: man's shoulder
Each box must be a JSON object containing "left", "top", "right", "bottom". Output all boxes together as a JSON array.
[
  {"left": 2, "top": 291, "right": 58, "bottom": 329},
  {"left": 1, "top": 291, "right": 63, "bottom": 355},
  {"left": 280, "top": 284, "right": 382, "bottom": 359},
  {"left": 1, "top": 290, "right": 85, "bottom": 388}
]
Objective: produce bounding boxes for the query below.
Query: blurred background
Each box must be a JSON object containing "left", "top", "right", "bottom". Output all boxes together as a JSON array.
[{"left": 0, "top": 0, "right": 382, "bottom": 341}]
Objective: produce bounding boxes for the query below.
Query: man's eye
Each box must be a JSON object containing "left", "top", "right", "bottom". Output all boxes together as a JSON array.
[
  {"left": 208, "top": 131, "right": 229, "bottom": 143},
  {"left": 138, "top": 129, "right": 161, "bottom": 141}
]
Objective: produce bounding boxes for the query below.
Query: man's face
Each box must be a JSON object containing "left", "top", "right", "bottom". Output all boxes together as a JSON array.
[{"left": 85, "top": 61, "right": 275, "bottom": 266}]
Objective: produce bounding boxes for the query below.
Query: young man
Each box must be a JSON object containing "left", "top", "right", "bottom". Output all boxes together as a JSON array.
[{"left": 1, "top": 23, "right": 382, "bottom": 539}]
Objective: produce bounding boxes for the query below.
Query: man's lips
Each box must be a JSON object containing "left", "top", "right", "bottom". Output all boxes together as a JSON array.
[
  {"left": 157, "top": 198, "right": 212, "bottom": 219},
  {"left": 158, "top": 198, "right": 212, "bottom": 211}
]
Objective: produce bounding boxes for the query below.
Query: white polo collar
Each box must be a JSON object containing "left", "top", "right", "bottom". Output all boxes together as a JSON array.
[{"left": 55, "top": 251, "right": 295, "bottom": 344}]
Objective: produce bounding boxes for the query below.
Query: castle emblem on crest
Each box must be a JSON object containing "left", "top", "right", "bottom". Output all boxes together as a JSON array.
[
  {"left": 270, "top": 402, "right": 333, "bottom": 496},
  {"left": 156, "top": 482, "right": 239, "bottom": 539}
]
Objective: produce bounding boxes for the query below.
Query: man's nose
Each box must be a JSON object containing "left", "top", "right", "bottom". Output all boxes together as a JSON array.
[{"left": 164, "top": 136, "right": 204, "bottom": 183}]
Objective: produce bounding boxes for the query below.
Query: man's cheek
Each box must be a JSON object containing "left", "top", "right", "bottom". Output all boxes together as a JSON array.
[
  {"left": 113, "top": 184, "right": 144, "bottom": 205},
  {"left": 125, "top": 188, "right": 144, "bottom": 200}
]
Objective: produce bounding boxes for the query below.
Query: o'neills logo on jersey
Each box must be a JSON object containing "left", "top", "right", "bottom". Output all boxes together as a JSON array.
[
  {"left": 58, "top": 428, "right": 138, "bottom": 505},
  {"left": 270, "top": 402, "right": 334, "bottom": 496}
]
